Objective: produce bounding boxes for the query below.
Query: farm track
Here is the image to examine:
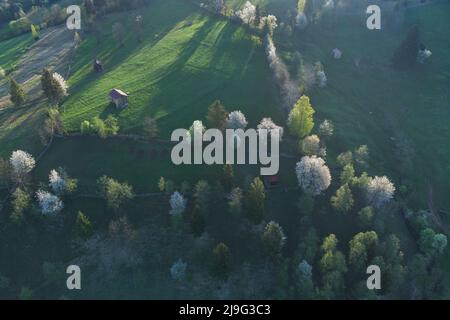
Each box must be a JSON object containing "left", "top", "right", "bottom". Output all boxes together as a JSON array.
[{"left": 0, "top": 25, "right": 75, "bottom": 108}]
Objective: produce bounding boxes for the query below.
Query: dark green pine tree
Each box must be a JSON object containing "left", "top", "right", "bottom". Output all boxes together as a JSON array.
[
  {"left": 392, "top": 25, "right": 420, "bottom": 69},
  {"left": 41, "top": 68, "right": 66, "bottom": 103},
  {"left": 10, "top": 78, "right": 26, "bottom": 106}
]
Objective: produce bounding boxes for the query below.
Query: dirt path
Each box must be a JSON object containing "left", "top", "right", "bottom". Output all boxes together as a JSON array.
[{"left": 0, "top": 25, "right": 75, "bottom": 108}]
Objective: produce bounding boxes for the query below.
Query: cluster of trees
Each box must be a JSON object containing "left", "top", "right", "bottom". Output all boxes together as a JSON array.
[
  {"left": 0, "top": 1, "right": 70, "bottom": 41},
  {"left": 205, "top": 0, "right": 278, "bottom": 36},
  {"left": 80, "top": 115, "right": 120, "bottom": 138},
  {"left": 161, "top": 167, "right": 268, "bottom": 234},
  {"left": 8, "top": 66, "right": 68, "bottom": 109},
  {"left": 1, "top": 149, "right": 79, "bottom": 223}
]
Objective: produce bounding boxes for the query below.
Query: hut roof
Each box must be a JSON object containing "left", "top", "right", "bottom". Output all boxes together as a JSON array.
[{"left": 110, "top": 89, "right": 128, "bottom": 99}]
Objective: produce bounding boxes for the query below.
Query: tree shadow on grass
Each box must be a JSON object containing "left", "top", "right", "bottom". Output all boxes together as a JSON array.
[{"left": 127, "top": 20, "right": 255, "bottom": 134}]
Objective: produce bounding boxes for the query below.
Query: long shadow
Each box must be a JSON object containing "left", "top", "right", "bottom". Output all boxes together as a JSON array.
[
  {"left": 104, "top": 16, "right": 220, "bottom": 124},
  {"left": 64, "top": 0, "right": 195, "bottom": 113}
]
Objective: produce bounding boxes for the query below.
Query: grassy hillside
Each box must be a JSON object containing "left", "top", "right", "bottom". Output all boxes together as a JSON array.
[
  {"left": 62, "top": 0, "right": 282, "bottom": 136},
  {"left": 0, "top": 34, "right": 32, "bottom": 73}
]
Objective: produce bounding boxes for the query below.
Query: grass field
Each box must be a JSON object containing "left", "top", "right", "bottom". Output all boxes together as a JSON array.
[
  {"left": 0, "top": 33, "right": 32, "bottom": 73},
  {"left": 62, "top": 0, "right": 282, "bottom": 137}
]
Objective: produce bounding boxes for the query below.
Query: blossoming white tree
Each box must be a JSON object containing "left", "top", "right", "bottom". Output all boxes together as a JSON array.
[
  {"left": 10, "top": 150, "right": 35, "bottom": 183},
  {"left": 169, "top": 191, "right": 187, "bottom": 216},
  {"left": 257, "top": 118, "right": 284, "bottom": 141},
  {"left": 318, "top": 120, "right": 334, "bottom": 138},
  {"left": 316, "top": 70, "right": 327, "bottom": 88},
  {"left": 49, "top": 169, "right": 65, "bottom": 194},
  {"left": 236, "top": 1, "right": 256, "bottom": 25},
  {"left": 260, "top": 15, "right": 278, "bottom": 34},
  {"left": 36, "top": 190, "right": 64, "bottom": 215},
  {"left": 189, "top": 120, "right": 206, "bottom": 136},
  {"left": 366, "top": 176, "right": 395, "bottom": 208},
  {"left": 296, "top": 156, "right": 331, "bottom": 196},
  {"left": 227, "top": 111, "right": 248, "bottom": 129}
]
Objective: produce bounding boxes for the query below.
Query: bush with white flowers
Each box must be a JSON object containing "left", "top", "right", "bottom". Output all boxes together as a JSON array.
[
  {"left": 296, "top": 156, "right": 331, "bottom": 196},
  {"left": 36, "top": 190, "right": 64, "bottom": 215},
  {"left": 10, "top": 150, "right": 35, "bottom": 176},
  {"left": 260, "top": 15, "right": 278, "bottom": 34},
  {"left": 227, "top": 111, "right": 248, "bottom": 130},
  {"left": 318, "top": 120, "right": 334, "bottom": 138},
  {"left": 236, "top": 1, "right": 256, "bottom": 25},
  {"left": 49, "top": 169, "right": 65, "bottom": 194},
  {"left": 169, "top": 191, "right": 187, "bottom": 216},
  {"left": 257, "top": 118, "right": 284, "bottom": 141},
  {"left": 189, "top": 120, "right": 206, "bottom": 139},
  {"left": 366, "top": 176, "right": 395, "bottom": 208}
]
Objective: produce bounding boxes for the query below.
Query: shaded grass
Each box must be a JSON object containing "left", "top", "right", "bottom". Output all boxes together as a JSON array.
[
  {"left": 0, "top": 33, "right": 32, "bottom": 73},
  {"left": 282, "top": 3, "right": 450, "bottom": 209}
]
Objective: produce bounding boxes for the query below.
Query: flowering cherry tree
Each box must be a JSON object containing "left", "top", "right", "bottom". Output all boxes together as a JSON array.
[
  {"left": 36, "top": 190, "right": 64, "bottom": 215},
  {"left": 169, "top": 191, "right": 187, "bottom": 216},
  {"left": 296, "top": 156, "right": 331, "bottom": 196}
]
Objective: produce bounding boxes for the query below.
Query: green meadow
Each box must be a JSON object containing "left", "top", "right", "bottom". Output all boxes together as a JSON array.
[{"left": 62, "top": 0, "right": 281, "bottom": 136}]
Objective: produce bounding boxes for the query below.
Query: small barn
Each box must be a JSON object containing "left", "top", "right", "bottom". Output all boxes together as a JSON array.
[{"left": 109, "top": 89, "right": 129, "bottom": 109}]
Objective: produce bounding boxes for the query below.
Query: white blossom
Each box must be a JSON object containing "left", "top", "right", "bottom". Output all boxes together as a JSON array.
[
  {"left": 10, "top": 150, "right": 35, "bottom": 175},
  {"left": 366, "top": 176, "right": 395, "bottom": 208},
  {"left": 260, "top": 15, "right": 278, "bottom": 33},
  {"left": 53, "top": 72, "right": 68, "bottom": 96},
  {"left": 236, "top": 1, "right": 256, "bottom": 25},
  {"left": 319, "top": 120, "right": 334, "bottom": 138},
  {"left": 316, "top": 70, "right": 327, "bottom": 88},
  {"left": 36, "top": 190, "right": 63, "bottom": 215},
  {"left": 169, "top": 191, "right": 187, "bottom": 216},
  {"left": 323, "top": 0, "right": 335, "bottom": 9},
  {"left": 189, "top": 120, "right": 206, "bottom": 136},
  {"left": 296, "top": 156, "right": 331, "bottom": 196},
  {"left": 265, "top": 36, "right": 299, "bottom": 108},
  {"left": 49, "top": 169, "right": 65, "bottom": 195},
  {"left": 417, "top": 49, "right": 432, "bottom": 64},
  {"left": 227, "top": 111, "right": 248, "bottom": 129},
  {"left": 257, "top": 118, "right": 284, "bottom": 141}
]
